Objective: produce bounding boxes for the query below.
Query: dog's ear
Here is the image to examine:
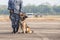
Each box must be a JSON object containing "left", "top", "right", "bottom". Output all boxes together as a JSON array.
[{"left": 23, "top": 13, "right": 28, "bottom": 18}]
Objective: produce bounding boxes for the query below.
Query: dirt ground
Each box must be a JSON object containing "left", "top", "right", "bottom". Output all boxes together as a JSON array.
[
  {"left": 0, "top": 15, "right": 60, "bottom": 40},
  {"left": 0, "top": 15, "right": 60, "bottom": 22}
]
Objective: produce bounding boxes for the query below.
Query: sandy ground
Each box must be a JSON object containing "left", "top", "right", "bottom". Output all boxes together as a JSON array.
[
  {"left": 0, "top": 15, "right": 60, "bottom": 40},
  {"left": 0, "top": 15, "right": 60, "bottom": 22},
  {"left": 0, "top": 21, "right": 60, "bottom": 40}
]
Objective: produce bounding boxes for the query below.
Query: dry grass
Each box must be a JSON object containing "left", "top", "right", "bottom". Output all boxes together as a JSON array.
[{"left": 0, "top": 15, "right": 60, "bottom": 22}]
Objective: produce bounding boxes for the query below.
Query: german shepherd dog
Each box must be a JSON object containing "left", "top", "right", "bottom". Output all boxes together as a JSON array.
[{"left": 20, "top": 12, "right": 33, "bottom": 33}]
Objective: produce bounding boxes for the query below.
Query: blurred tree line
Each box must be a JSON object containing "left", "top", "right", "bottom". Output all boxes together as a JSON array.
[{"left": 0, "top": 5, "right": 60, "bottom": 15}]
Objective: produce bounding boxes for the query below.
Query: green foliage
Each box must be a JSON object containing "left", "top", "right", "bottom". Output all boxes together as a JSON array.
[
  {"left": 0, "top": 5, "right": 60, "bottom": 15},
  {"left": 53, "top": 6, "right": 60, "bottom": 14},
  {"left": 23, "top": 5, "right": 60, "bottom": 15}
]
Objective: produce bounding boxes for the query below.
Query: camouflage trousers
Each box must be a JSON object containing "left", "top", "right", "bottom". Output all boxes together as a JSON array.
[{"left": 10, "top": 13, "right": 20, "bottom": 33}]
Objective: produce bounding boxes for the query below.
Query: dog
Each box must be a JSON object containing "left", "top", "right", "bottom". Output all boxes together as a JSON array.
[{"left": 20, "top": 12, "right": 33, "bottom": 33}]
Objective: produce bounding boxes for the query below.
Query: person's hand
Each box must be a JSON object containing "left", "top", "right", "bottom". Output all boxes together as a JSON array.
[
  {"left": 20, "top": 12, "right": 24, "bottom": 16},
  {"left": 10, "top": 10, "right": 14, "bottom": 14}
]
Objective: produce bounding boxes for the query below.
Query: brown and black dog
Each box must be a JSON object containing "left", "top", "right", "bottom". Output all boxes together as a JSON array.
[{"left": 20, "top": 12, "right": 33, "bottom": 33}]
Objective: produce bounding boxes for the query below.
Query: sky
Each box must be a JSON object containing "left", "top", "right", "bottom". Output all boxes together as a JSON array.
[{"left": 0, "top": 0, "right": 60, "bottom": 6}]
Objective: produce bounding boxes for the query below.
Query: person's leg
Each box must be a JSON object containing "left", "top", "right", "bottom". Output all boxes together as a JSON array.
[
  {"left": 15, "top": 21, "right": 19, "bottom": 32},
  {"left": 9, "top": 9, "right": 14, "bottom": 19},
  {"left": 10, "top": 10, "right": 17, "bottom": 33},
  {"left": 10, "top": 14, "right": 16, "bottom": 33},
  {"left": 12, "top": 26, "right": 15, "bottom": 33},
  {"left": 12, "top": 20, "right": 16, "bottom": 33},
  {"left": 14, "top": 14, "right": 20, "bottom": 33}
]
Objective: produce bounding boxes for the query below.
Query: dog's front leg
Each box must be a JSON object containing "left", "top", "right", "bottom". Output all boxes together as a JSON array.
[{"left": 22, "top": 21, "right": 27, "bottom": 33}]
